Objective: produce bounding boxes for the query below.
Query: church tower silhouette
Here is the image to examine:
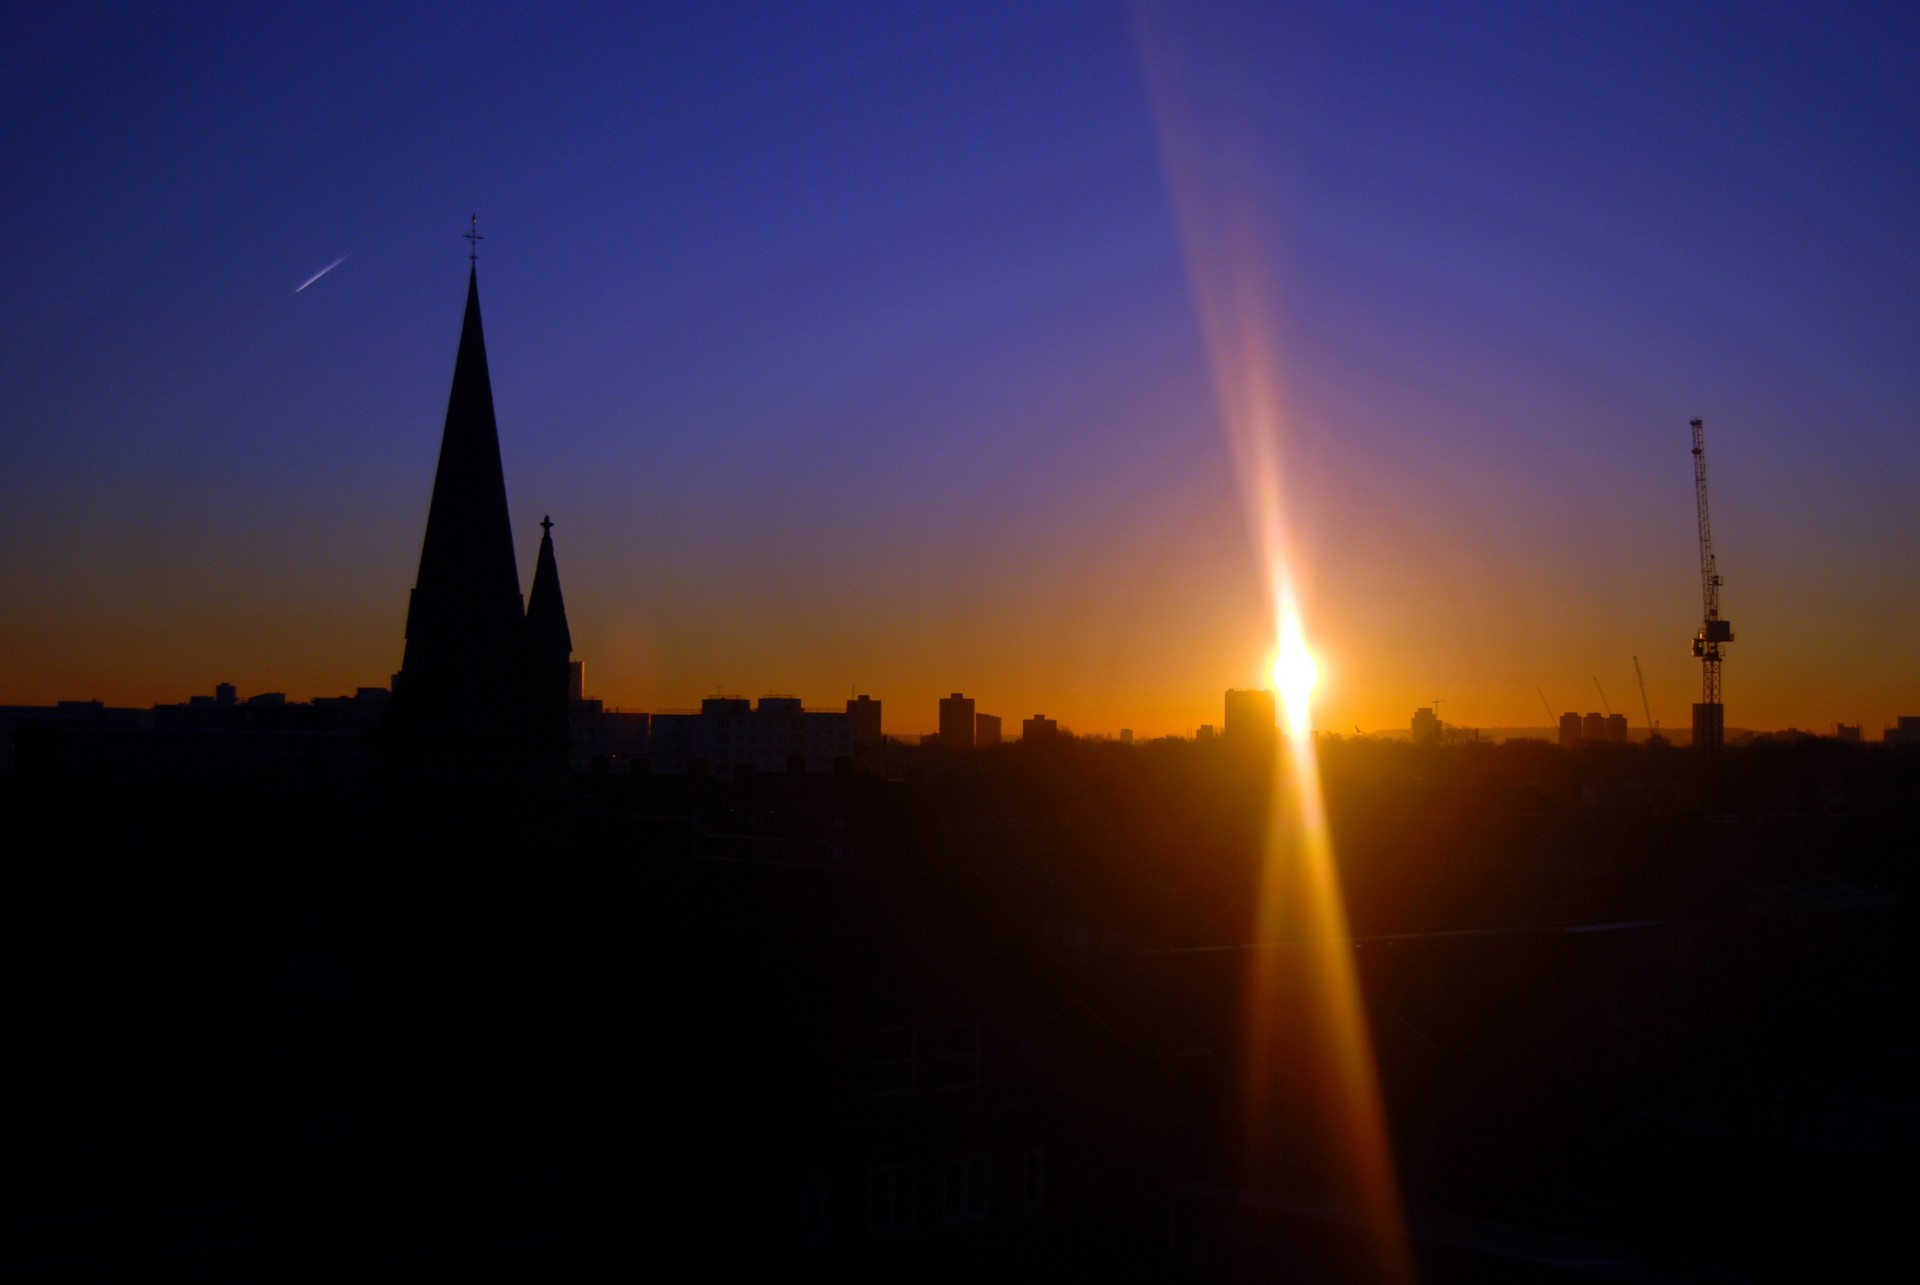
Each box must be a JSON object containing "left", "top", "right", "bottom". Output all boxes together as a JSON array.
[{"left": 386, "top": 253, "right": 571, "bottom": 782}]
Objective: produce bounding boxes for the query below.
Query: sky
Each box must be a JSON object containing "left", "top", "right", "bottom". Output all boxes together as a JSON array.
[{"left": 3, "top": 1, "right": 1916, "bottom": 738}]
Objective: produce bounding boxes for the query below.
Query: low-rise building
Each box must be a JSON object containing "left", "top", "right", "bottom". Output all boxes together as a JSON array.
[
  {"left": 649, "top": 696, "right": 853, "bottom": 776},
  {"left": 1022, "top": 715, "right": 1060, "bottom": 742}
]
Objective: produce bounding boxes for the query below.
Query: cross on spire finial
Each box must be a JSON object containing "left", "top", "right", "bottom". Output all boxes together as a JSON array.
[
  {"left": 464, "top": 214, "right": 484, "bottom": 262},
  {"left": 541, "top": 514, "right": 553, "bottom": 537}
]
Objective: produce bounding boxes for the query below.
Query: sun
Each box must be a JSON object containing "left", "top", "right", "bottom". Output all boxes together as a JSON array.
[{"left": 1270, "top": 610, "right": 1320, "bottom": 737}]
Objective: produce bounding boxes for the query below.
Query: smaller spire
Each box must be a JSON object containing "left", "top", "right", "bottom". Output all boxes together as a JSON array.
[
  {"left": 524, "top": 515, "right": 573, "bottom": 781},
  {"left": 464, "top": 213, "right": 484, "bottom": 262},
  {"left": 526, "top": 515, "right": 572, "bottom": 657}
]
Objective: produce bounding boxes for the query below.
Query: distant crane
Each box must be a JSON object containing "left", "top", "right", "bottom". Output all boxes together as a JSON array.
[
  {"left": 1689, "top": 418, "right": 1733, "bottom": 749},
  {"left": 1633, "top": 655, "right": 1658, "bottom": 735},
  {"left": 1592, "top": 676, "right": 1614, "bottom": 718},
  {"left": 1536, "top": 687, "right": 1557, "bottom": 727}
]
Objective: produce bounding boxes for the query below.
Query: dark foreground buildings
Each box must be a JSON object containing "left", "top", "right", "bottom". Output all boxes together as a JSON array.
[{"left": 5, "top": 269, "right": 1915, "bottom": 1283}]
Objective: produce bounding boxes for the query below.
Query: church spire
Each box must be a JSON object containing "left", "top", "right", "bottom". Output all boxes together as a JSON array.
[
  {"left": 407, "top": 263, "right": 522, "bottom": 631},
  {"left": 524, "top": 515, "right": 573, "bottom": 776},
  {"left": 525, "top": 515, "right": 573, "bottom": 657},
  {"left": 387, "top": 260, "right": 527, "bottom": 775}
]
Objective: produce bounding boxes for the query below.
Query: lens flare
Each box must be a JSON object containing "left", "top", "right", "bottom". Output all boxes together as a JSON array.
[
  {"left": 1272, "top": 610, "right": 1319, "bottom": 737},
  {"left": 1136, "top": 6, "right": 1411, "bottom": 1279}
]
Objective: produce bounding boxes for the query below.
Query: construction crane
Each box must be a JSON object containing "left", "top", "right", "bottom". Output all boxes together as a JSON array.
[
  {"left": 1633, "top": 655, "right": 1658, "bottom": 736},
  {"left": 1535, "top": 687, "right": 1557, "bottom": 726},
  {"left": 1592, "top": 676, "right": 1614, "bottom": 717},
  {"left": 1689, "top": 418, "right": 1733, "bottom": 749}
]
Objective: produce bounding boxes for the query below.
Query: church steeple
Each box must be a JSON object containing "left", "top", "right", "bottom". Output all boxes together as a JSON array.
[
  {"left": 525, "top": 515, "right": 572, "bottom": 656},
  {"left": 524, "top": 515, "right": 573, "bottom": 775},
  {"left": 408, "top": 265, "right": 523, "bottom": 639},
  {"left": 387, "top": 263, "right": 527, "bottom": 774}
]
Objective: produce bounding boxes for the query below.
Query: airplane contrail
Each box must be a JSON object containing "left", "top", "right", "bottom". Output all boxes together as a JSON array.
[{"left": 294, "top": 253, "right": 350, "bottom": 293}]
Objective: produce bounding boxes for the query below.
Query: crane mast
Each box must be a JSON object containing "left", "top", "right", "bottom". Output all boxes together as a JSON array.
[
  {"left": 1689, "top": 418, "right": 1732, "bottom": 748},
  {"left": 1633, "top": 655, "right": 1657, "bottom": 736}
]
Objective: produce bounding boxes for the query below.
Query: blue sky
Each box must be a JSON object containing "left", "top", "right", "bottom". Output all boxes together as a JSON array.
[{"left": 4, "top": 2, "right": 1916, "bottom": 734}]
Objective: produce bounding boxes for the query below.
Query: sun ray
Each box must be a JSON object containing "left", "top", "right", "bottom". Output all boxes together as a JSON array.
[{"left": 1135, "top": 7, "right": 1412, "bottom": 1278}]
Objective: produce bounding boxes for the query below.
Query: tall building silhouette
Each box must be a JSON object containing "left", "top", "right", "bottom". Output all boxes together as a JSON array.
[
  {"left": 940, "top": 693, "right": 976, "bottom": 750},
  {"left": 847, "top": 694, "right": 883, "bottom": 748},
  {"left": 1559, "top": 711, "right": 1582, "bottom": 748},
  {"left": 1224, "top": 688, "right": 1277, "bottom": 743}
]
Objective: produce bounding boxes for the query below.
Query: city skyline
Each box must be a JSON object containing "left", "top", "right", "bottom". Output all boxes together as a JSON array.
[{"left": 4, "top": 2, "right": 1917, "bottom": 737}]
